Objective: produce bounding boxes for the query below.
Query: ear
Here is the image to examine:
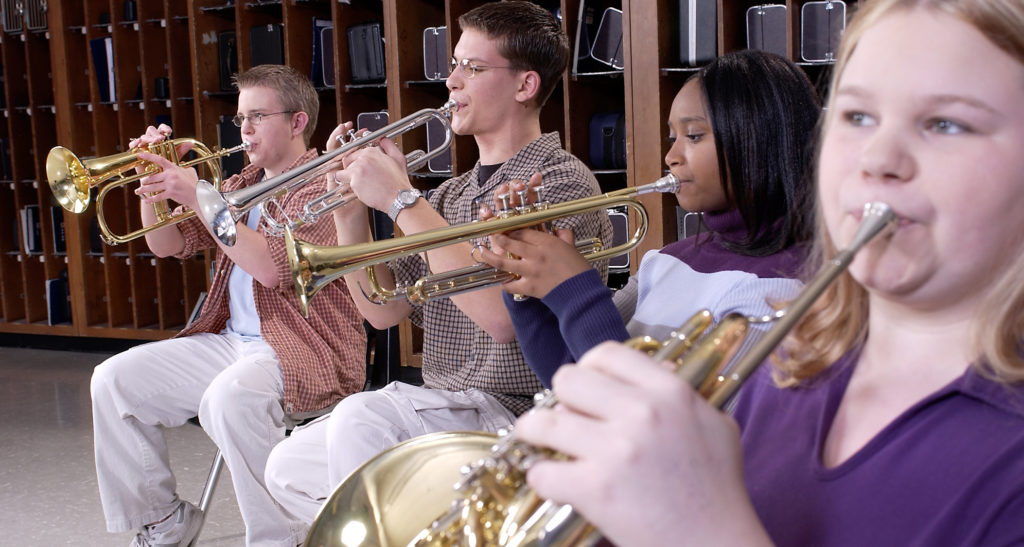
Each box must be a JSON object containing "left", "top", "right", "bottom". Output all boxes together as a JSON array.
[
  {"left": 291, "top": 111, "right": 309, "bottom": 139},
  {"left": 514, "top": 70, "right": 542, "bottom": 105}
]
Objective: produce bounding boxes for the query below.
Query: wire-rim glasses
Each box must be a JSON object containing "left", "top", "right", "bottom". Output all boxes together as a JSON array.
[
  {"left": 231, "top": 111, "right": 297, "bottom": 128},
  {"left": 449, "top": 56, "right": 513, "bottom": 78}
]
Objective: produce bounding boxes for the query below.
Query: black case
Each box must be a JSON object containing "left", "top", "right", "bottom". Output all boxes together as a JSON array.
[
  {"left": 679, "top": 0, "right": 717, "bottom": 66},
  {"left": 2, "top": 0, "right": 21, "bottom": 33},
  {"left": 347, "top": 21, "right": 386, "bottom": 84},
  {"left": 426, "top": 117, "right": 451, "bottom": 174},
  {"left": 423, "top": 26, "right": 448, "bottom": 81},
  {"left": 746, "top": 4, "right": 787, "bottom": 58},
  {"left": 322, "top": 26, "right": 336, "bottom": 88},
  {"left": 801, "top": 1, "right": 846, "bottom": 62},
  {"left": 251, "top": 24, "right": 284, "bottom": 66},
  {"left": 572, "top": 0, "right": 620, "bottom": 74},
  {"left": 218, "top": 31, "right": 238, "bottom": 92},
  {"left": 310, "top": 18, "right": 333, "bottom": 87},
  {"left": 24, "top": 0, "right": 45, "bottom": 30},
  {"left": 589, "top": 7, "right": 624, "bottom": 70},
  {"left": 607, "top": 206, "right": 629, "bottom": 272},
  {"left": 589, "top": 112, "right": 627, "bottom": 170},
  {"left": 218, "top": 115, "right": 245, "bottom": 179},
  {"left": 356, "top": 111, "right": 389, "bottom": 133}
]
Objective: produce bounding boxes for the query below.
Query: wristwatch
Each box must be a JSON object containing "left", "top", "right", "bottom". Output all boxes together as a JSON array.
[{"left": 387, "top": 188, "right": 422, "bottom": 221}]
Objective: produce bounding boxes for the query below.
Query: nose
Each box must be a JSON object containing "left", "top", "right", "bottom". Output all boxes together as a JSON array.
[
  {"left": 859, "top": 124, "right": 914, "bottom": 183},
  {"left": 664, "top": 138, "right": 685, "bottom": 171},
  {"left": 446, "top": 66, "right": 463, "bottom": 91}
]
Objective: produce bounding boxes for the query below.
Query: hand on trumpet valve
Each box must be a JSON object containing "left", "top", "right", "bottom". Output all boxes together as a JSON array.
[
  {"left": 477, "top": 224, "right": 586, "bottom": 300},
  {"left": 134, "top": 151, "right": 200, "bottom": 209},
  {"left": 343, "top": 136, "right": 415, "bottom": 212},
  {"left": 129, "top": 124, "right": 175, "bottom": 150},
  {"left": 327, "top": 121, "right": 359, "bottom": 152}
]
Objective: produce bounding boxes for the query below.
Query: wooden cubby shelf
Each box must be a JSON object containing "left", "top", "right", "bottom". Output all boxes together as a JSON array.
[{"left": 1, "top": 0, "right": 848, "bottom": 362}]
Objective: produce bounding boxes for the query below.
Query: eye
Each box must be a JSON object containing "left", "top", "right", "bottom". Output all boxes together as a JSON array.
[
  {"left": 685, "top": 133, "right": 705, "bottom": 143},
  {"left": 842, "top": 111, "right": 875, "bottom": 126},
  {"left": 925, "top": 118, "right": 969, "bottom": 135},
  {"left": 667, "top": 132, "right": 677, "bottom": 144}
]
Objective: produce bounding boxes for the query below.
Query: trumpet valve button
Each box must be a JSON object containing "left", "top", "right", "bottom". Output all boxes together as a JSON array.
[{"left": 497, "top": 192, "right": 511, "bottom": 212}]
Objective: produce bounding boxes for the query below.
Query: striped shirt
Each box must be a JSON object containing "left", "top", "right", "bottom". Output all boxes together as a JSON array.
[
  {"left": 390, "top": 132, "right": 613, "bottom": 415},
  {"left": 173, "top": 148, "right": 367, "bottom": 416},
  {"left": 507, "top": 208, "right": 806, "bottom": 386}
]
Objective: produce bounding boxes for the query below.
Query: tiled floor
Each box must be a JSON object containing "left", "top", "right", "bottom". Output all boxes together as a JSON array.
[{"left": 0, "top": 346, "right": 246, "bottom": 546}]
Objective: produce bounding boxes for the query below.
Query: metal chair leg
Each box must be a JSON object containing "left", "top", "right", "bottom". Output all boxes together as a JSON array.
[{"left": 187, "top": 449, "right": 224, "bottom": 547}]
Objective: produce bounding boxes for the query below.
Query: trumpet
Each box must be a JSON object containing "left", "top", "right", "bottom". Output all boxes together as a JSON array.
[
  {"left": 285, "top": 174, "right": 680, "bottom": 316},
  {"left": 46, "top": 139, "right": 250, "bottom": 245},
  {"left": 196, "top": 100, "right": 458, "bottom": 247},
  {"left": 303, "top": 202, "right": 898, "bottom": 547}
]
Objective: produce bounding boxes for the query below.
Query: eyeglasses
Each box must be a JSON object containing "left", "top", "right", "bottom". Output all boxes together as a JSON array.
[
  {"left": 231, "top": 111, "right": 296, "bottom": 128},
  {"left": 449, "top": 56, "right": 512, "bottom": 79}
]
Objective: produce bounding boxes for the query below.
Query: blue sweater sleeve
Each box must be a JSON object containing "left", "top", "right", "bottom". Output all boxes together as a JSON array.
[
  {"left": 504, "top": 291, "right": 572, "bottom": 388},
  {"left": 544, "top": 269, "right": 632, "bottom": 365}
]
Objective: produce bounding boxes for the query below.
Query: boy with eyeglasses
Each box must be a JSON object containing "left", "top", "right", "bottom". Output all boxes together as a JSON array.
[
  {"left": 90, "top": 64, "right": 366, "bottom": 547},
  {"left": 263, "top": 1, "right": 612, "bottom": 524}
]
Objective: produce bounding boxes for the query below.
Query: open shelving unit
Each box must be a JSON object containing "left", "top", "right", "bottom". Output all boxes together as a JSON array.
[{"left": 0, "top": 0, "right": 848, "bottom": 365}]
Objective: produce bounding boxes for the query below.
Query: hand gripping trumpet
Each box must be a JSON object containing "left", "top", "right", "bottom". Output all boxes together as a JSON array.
[
  {"left": 45, "top": 138, "right": 250, "bottom": 245},
  {"left": 196, "top": 100, "right": 458, "bottom": 247},
  {"left": 285, "top": 174, "right": 680, "bottom": 317},
  {"left": 302, "top": 202, "right": 897, "bottom": 547}
]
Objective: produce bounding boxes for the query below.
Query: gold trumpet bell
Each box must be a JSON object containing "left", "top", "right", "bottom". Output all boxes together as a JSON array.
[{"left": 46, "top": 146, "right": 94, "bottom": 214}]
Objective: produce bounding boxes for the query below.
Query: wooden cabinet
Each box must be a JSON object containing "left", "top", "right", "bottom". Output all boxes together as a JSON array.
[{"left": 0, "top": 0, "right": 846, "bottom": 360}]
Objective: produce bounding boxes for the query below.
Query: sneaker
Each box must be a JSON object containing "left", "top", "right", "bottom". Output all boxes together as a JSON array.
[{"left": 129, "top": 501, "right": 203, "bottom": 547}]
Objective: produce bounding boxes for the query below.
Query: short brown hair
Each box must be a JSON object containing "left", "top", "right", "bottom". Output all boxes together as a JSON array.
[
  {"left": 233, "top": 64, "right": 319, "bottom": 146},
  {"left": 458, "top": 1, "right": 569, "bottom": 107}
]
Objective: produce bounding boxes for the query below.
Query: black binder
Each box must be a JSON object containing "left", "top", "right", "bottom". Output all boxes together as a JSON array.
[
  {"left": 311, "top": 18, "right": 333, "bottom": 87},
  {"left": 347, "top": 22, "right": 386, "bottom": 84},
  {"left": 251, "top": 24, "right": 285, "bottom": 66},
  {"left": 46, "top": 271, "right": 71, "bottom": 326},
  {"left": 679, "top": 0, "right": 717, "bottom": 66},
  {"left": 50, "top": 206, "right": 67, "bottom": 255},
  {"left": 321, "top": 26, "right": 336, "bottom": 88},
  {"left": 218, "top": 31, "right": 238, "bottom": 92}
]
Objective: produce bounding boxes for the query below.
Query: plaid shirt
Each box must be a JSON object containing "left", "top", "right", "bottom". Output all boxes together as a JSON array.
[
  {"left": 391, "top": 132, "right": 613, "bottom": 415},
  {"left": 173, "top": 149, "right": 366, "bottom": 416}
]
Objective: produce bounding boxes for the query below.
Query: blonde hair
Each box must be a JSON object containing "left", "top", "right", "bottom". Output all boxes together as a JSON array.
[
  {"left": 773, "top": 0, "right": 1024, "bottom": 386},
  {"left": 233, "top": 64, "right": 319, "bottom": 146}
]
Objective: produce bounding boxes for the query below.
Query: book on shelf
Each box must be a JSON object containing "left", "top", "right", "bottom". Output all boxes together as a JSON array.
[
  {"left": 50, "top": 206, "right": 67, "bottom": 254},
  {"left": 21, "top": 204, "right": 43, "bottom": 254},
  {"left": 310, "top": 17, "right": 333, "bottom": 87},
  {"left": 89, "top": 36, "right": 116, "bottom": 103},
  {"left": 46, "top": 270, "right": 72, "bottom": 326}
]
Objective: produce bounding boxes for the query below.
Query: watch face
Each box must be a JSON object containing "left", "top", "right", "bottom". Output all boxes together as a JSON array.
[{"left": 401, "top": 189, "right": 421, "bottom": 205}]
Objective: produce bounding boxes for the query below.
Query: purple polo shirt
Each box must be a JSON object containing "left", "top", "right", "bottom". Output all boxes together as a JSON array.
[{"left": 733, "top": 349, "right": 1024, "bottom": 546}]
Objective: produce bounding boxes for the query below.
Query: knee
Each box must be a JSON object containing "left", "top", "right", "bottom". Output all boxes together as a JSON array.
[
  {"left": 197, "top": 372, "right": 246, "bottom": 426},
  {"left": 264, "top": 440, "right": 292, "bottom": 496},
  {"left": 326, "top": 392, "right": 379, "bottom": 435},
  {"left": 90, "top": 353, "right": 130, "bottom": 402}
]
